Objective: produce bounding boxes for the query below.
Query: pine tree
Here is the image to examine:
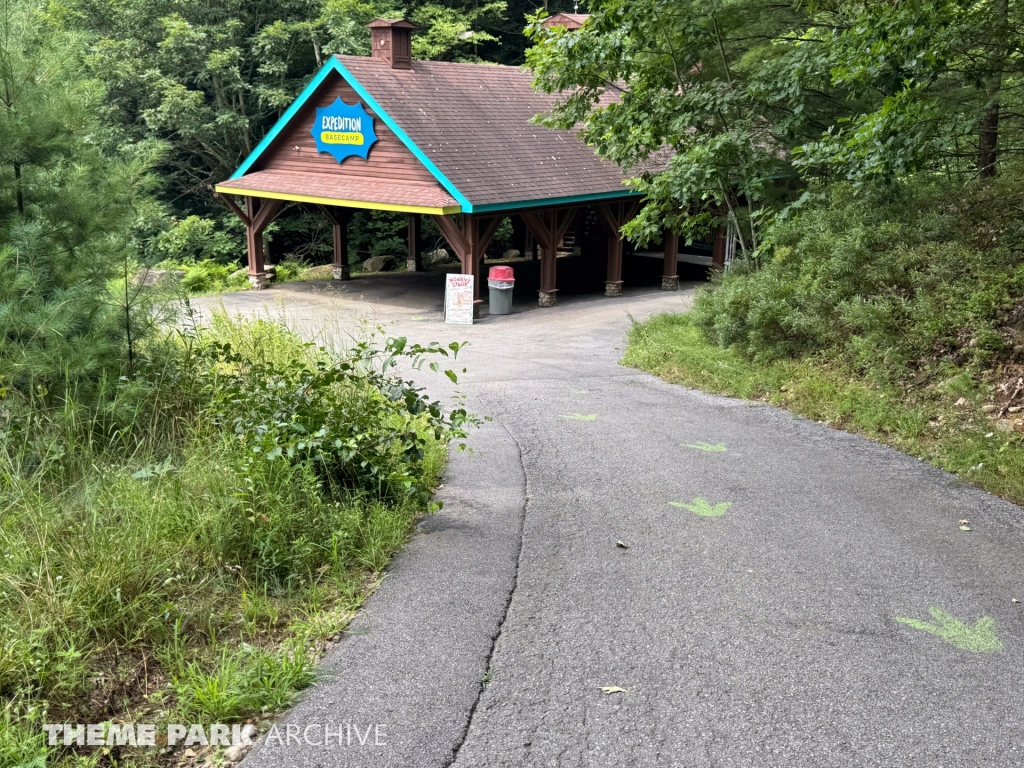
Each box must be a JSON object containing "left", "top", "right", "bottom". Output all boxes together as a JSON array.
[{"left": 0, "top": 0, "right": 155, "bottom": 401}]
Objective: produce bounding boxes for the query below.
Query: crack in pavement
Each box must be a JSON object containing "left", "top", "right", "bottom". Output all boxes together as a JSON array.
[{"left": 444, "top": 416, "right": 529, "bottom": 768}]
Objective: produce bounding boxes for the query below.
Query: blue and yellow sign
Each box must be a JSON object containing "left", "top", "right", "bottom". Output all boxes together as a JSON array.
[{"left": 312, "top": 98, "right": 377, "bottom": 163}]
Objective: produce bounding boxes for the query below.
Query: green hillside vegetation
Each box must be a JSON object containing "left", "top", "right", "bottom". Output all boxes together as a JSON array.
[
  {"left": 0, "top": 5, "right": 474, "bottom": 763},
  {"left": 527, "top": 0, "right": 1024, "bottom": 495},
  {"left": 624, "top": 170, "right": 1024, "bottom": 502}
]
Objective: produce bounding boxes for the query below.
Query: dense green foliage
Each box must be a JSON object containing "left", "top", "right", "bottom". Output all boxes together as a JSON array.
[
  {"left": 0, "top": 0, "right": 159, "bottom": 397},
  {"left": 531, "top": 0, "right": 1024, "bottom": 453},
  {"left": 0, "top": 2, "right": 479, "bottom": 752},
  {"left": 0, "top": 314, "right": 471, "bottom": 763},
  {"left": 527, "top": 0, "right": 1024, "bottom": 251},
  {"left": 694, "top": 171, "right": 1024, "bottom": 381}
]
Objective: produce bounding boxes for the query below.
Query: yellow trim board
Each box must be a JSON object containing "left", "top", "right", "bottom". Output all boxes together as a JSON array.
[{"left": 215, "top": 186, "right": 462, "bottom": 215}]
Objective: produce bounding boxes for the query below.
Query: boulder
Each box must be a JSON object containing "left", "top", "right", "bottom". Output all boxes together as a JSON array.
[
  {"left": 425, "top": 248, "right": 450, "bottom": 266},
  {"left": 362, "top": 255, "right": 390, "bottom": 273},
  {"left": 502, "top": 249, "right": 521, "bottom": 260}
]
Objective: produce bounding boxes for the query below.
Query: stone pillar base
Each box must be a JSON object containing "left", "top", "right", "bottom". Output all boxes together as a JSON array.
[
  {"left": 604, "top": 281, "right": 623, "bottom": 297},
  {"left": 332, "top": 265, "right": 350, "bottom": 281},
  {"left": 248, "top": 272, "right": 270, "bottom": 290},
  {"left": 538, "top": 290, "right": 558, "bottom": 308},
  {"left": 661, "top": 275, "right": 679, "bottom": 291},
  {"left": 407, "top": 259, "right": 419, "bottom": 273}
]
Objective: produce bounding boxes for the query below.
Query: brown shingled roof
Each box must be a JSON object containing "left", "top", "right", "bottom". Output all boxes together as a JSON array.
[
  {"left": 541, "top": 13, "right": 590, "bottom": 29},
  {"left": 337, "top": 55, "right": 634, "bottom": 209},
  {"left": 217, "top": 169, "right": 459, "bottom": 213}
]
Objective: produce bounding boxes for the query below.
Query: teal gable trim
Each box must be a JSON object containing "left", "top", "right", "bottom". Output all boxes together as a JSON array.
[
  {"left": 472, "top": 188, "right": 642, "bottom": 214},
  {"left": 230, "top": 59, "right": 472, "bottom": 212},
  {"left": 230, "top": 62, "right": 338, "bottom": 180},
  {"left": 331, "top": 59, "right": 472, "bottom": 212}
]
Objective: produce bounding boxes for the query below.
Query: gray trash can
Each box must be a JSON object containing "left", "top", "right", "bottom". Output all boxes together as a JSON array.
[{"left": 487, "top": 266, "right": 515, "bottom": 315}]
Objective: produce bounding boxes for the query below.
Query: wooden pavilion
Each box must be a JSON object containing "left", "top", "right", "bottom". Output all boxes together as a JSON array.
[{"left": 216, "top": 18, "right": 725, "bottom": 307}]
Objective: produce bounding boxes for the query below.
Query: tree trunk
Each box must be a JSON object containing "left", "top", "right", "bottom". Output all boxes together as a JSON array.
[
  {"left": 978, "top": 0, "right": 1008, "bottom": 178},
  {"left": 13, "top": 162, "right": 23, "bottom": 214},
  {"left": 978, "top": 101, "right": 999, "bottom": 178}
]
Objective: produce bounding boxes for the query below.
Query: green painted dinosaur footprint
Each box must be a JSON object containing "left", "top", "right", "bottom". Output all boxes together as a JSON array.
[
  {"left": 670, "top": 498, "right": 732, "bottom": 517},
  {"left": 896, "top": 608, "right": 1002, "bottom": 653},
  {"left": 684, "top": 442, "right": 727, "bottom": 453}
]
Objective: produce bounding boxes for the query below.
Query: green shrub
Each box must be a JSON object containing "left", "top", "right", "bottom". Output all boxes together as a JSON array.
[
  {"left": 0, "top": 312, "right": 473, "bottom": 742},
  {"left": 155, "top": 215, "right": 242, "bottom": 265},
  {"left": 272, "top": 259, "right": 306, "bottom": 282},
  {"left": 181, "top": 260, "right": 234, "bottom": 292},
  {"left": 693, "top": 172, "right": 1024, "bottom": 381}
]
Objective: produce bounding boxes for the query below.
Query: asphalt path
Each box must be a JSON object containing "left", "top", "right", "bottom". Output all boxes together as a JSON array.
[{"left": 199, "top": 272, "right": 1024, "bottom": 768}]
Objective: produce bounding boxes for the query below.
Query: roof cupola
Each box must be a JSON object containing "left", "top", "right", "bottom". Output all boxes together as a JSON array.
[{"left": 367, "top": 19, "right": 416, "bottom": 70}]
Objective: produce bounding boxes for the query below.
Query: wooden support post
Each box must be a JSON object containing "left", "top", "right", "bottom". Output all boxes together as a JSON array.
[
  {"left": 245, "top": 197, "right": 267, "bottom": 288},
  {"left": 319, "top": 206, "right": 352, "bottom": 280},
  {"left": 605, "top": 233, "right": 623, "bottom": 296},
  {"left": 595, "top": 201, "right": 637, "bottom": 297},
  {"left": 463, "top": 213, "right": 480, "bottom": 303},
  {"left": 539, "top": 242, "right": 558, "bottom": 306},
  {"left": 431, "top": 213, "right": 503, "bottom": 315},
  {"left": 662, "top": 230, "right": 679, "bottom": 291},
  {"left": 220, "top": 193, "right": 285, "bottom": 289},
  {"left": 407, "top": 214, "right": 422, "bottom": 272},
  {"left": 520, "top": 208, "right": 576, "bottom": 307},
  {"left": 711, "top": 224, "right": 727, "bottom": 268},
  {"left": 333, "top": 216, "right": 348, "bottom": 280}
]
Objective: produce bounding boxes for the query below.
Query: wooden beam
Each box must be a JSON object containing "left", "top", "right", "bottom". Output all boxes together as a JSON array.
[
  {"left": 251, "top": 198, "right": 284, "bottom": 235},
  {"left": 463, "top": 213, "right": 481, "bottom": 301},
  {"left": 519, "top": 210, "right": 553, "bottom": 251},
  {"left": 552, "top": 208, "right": 576, "bottom": 247},
  {"left": 595, "top": 200, "right": 639, "bottom": 238},
  {"left": 662, "top": 230, "right": 678, "bottom": 278},
  {"left": 319, "top": 205, "right": 352, "bottom": 280},
  {"left": 475, "top": 215, "right": 503, "bottom": 260},
  {"left": 407, "top": 214, "right": 421, "bottom": 271},
  {"left": 432, "top": 214, "right": 470, "bottom": 260},
  {"left": 245, "top": 197, "right": 266, "bottom": 285},
  {"left": 220, "top": 193, "right": 250, "bottom": 227},
  {"left": 712, "top": 224, "right": 727, "bottom": 267}
]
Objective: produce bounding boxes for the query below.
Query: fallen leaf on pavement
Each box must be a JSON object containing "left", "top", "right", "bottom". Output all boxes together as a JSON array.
[
  {"left": 670, "top": 498, "right": 732, "bottom": 517},
  {"left": 599, "top": 686, "right": 630, "bottom": 694},
  {"left": 896, "top": 608, "right": 1002, "bottom": 653},
  {"left": 563, "top": 413, "right": 597, "bottom": 421},
  {"left": 615, "top": 540, "right": 629, "bottom": 549},
  {"left": 684, "top": 442, "right": 728, "bottom": 453}
]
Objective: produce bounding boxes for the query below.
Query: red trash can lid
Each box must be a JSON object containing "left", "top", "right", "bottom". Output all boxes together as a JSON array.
[{"left": 488, "top": 265, "right": 514, "bottom": 281}]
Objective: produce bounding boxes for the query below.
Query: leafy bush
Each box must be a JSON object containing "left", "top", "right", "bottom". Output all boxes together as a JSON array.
[
  {"left": 155, "top": 215, "right": 242, "bottom": 265},
  {"left": 0, "top": 4, "right": 158, "bottom": 400},
  {"left": 271, "top": 258, "right": 307, "bottom": 282},
  {"left": 693, "top": 171, "right": 1024, "bottom": 381},
  {"left": 181, "top": 260, "right": 235, "bottom": 292},
  {"left": 0, "top": 313, "right": 473, "bottom": 755}
]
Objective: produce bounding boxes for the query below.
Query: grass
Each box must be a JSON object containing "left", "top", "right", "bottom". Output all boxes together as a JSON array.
[
  {"left": 0, "top": 312, "right": 463, "bottom": 767},
  {"left": 624, "top": 313, "right": 1024, "bottom": 505}
]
